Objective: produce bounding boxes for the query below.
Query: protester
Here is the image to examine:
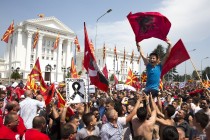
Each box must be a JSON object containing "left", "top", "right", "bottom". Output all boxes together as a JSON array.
[
  {"left": 138, "top": 39, "right": 172, "bottom": 96},
  {"left": 19, "top": 90, "right": 45, "bottom": 129},
  {"left": 22, "top": 116, "right": 50, "bottom": 140}
]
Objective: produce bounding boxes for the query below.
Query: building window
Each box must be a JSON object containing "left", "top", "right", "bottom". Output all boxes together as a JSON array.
[
  {"left": 51, "top": 57, "right": 53, "bottom": 60},
  {"left": 46, "top": 57, "right": 49, "bottom": 60},
  {"left": 42, "top": 48, "right": 45, "bottom": 53},
  {"left": 98, "top": 59, "right": 100, "bottom": 65},
  {"left": 48, "top": 41, "right": 50, "bottom": 47},
  {"left": 31, "top": 55, "right": 34, "bottom": 60},
  {"left": 126, "top": 61, "right": 127, "bottom": 67},
  {"left": 52, "top": 42, "right": 54, "bottom": 47},
  {"left": 47, "top": 49, "right": 49, "bottom": 54},
  {"left": 51, "top": 50, "right": 53, "bottom": 54},
  {"left": 42, "top": 56, "right": 44, "bottom": 59},
  {"left": 42, "top": 39, "right": 46, "bottom": 46}
]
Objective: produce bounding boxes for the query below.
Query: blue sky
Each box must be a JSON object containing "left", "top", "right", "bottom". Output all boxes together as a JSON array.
[{"left": 0, "top": 0, "right": 210, "bottom": 75}]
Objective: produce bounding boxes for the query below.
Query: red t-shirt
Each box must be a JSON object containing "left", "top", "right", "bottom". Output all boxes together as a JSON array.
[
  {"left": 14, "top": 116, "right": 26, "bottom": 137},
  {"left": 23, "top": 129, "right": 50, "bottom": 140},
  {"left": 0, "top": 125, "right": 20, "bottom": 140},
  {"left": 0, "top": 110, "right": 3, "bottom": 126}
]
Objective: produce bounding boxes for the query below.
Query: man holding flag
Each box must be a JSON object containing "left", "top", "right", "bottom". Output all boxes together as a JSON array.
[{"left": 138, "top": 38, "right": 172, "bottom": 96}]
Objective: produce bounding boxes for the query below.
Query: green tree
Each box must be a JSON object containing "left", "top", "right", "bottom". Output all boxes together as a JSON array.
[
  {"left": 192, "top": 70, "right": 199, "bottom": 80},
  {"left": 202, "top": 66, "right": 210, "bottom": 80},
  {"left": 78, "top": 71, "right": 82, "bottom": 75},
  {"left": 152, "top": 44, "right": 165, "bottom": 61},
  {"left": 11, "top": 71, "right": 21, "bottom": 80},
  {"left": 109, "top": 74, "right": 114, "bottom": 81}
]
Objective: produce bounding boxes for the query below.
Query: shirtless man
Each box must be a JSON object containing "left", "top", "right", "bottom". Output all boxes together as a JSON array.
[{"left": 132, "top": 94, "right": 156, "bottom": 140}]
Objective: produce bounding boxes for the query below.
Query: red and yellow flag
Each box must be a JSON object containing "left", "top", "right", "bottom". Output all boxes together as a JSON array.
[
  {"left": 125, "top": 68, "right": 138, "bottom": 87},
  {"left": 1, "top": 21, "right": 14, "bottom": 43},
  {"left": 53, "top": 34, "right": 60, "bottom": 50},
  {"left": 130, "top": 50, "right": 134, "bottom": 64},
  {"left": 114, "top": 46, "right": 118, "bottom": 61},
  {"left": 25, "top": 75, "right": 38, "bottom": 91},
  {"left": 159, "top": 79, "right": 163, "bottom": 90},
  {"left": 30, "top": 58, "right": 48, "bottom": 94},
  {"left": 32, "top": 30, "right": 39, "bottom": 49},
  {"left": 70, "top": 57, "right": 78, "bottom": 78},
  {"left": 74, "top": 36, "right": 80, "bottom": 52},
  {"left": 103, "top": 43, "right": 106, "bottom": 61},
  {"left": 141, "top": 73, "right": 147, "bottom": 82}
]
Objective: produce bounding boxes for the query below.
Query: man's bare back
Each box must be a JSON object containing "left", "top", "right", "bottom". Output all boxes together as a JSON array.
[{"left": 132, "top": 116, "right": 155, "bottom": 140}]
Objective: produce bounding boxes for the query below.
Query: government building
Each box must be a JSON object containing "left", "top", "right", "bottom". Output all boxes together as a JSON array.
[{"left": 0, "top": 16, "right": 142, "bottom": 83}]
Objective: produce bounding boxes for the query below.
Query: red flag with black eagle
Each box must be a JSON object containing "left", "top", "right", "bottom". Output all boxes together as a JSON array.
[
  {"left": 83, "top": 22, "right": 109, "bottom": 92},
  {"left": 161, "top": 39, "right": 190, "bottom": 78},
  {"left": 127, "top": 12, "right": 171, "bottom": 43}
]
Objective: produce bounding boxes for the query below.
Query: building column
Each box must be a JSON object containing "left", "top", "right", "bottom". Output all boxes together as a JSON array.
[
  {"left": 56, "top": 38, "right": 64, "bottom": 81},
  {"left": 25, "top": 31, "right": 33, "bottom": 71},
  {"left": 36, "top": 33, "right": 44, "bottom": 60},
  {"left": 65, "top": 39, "right": 71, "bottom": 68},
  {"left": 16, "top": 29, "right": 22, "bottom": 64}
]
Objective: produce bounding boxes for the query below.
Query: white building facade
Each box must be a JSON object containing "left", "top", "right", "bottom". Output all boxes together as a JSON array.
[
  {"left": 76, "top": 47, "right": 141, "bottom": 82},
  {"left": 2, "top": 16, "right": 75, "bottom": 82}
]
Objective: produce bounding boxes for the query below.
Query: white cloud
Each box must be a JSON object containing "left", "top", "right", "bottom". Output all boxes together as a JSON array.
[{"left": 77, "top": 0, "right": 210, "bottom": 75}]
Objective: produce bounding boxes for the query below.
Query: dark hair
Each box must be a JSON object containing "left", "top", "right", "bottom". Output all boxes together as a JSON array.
[
  {"left": 91, "top": 107, "right": 99, "bottom": 113},
  {"left": 162, "top": 126, "right": 179, "bottom": 140},
  {"left": 4, "top": 113, "right": 16, "bottom": 125},
  {"left": 106, "top": 99, "right": 115, "bottom": 107},
  {"left": 166, "top": 105, "right": 176, "bottom": 117},
  {"left": 194, "top": 110, "right": 209, "bottom": 129},
  {"left": 193, "top": 97, "right": 199, "bottom": 104},
  {"left": 61, "top": 123, "right": 76, "bottom": 139},
  {"left": 137, "top": 107, "right": 147, "bottom": 122},
  {"left": 5, "top": 102, "right": 16, "bottom": 112},
  {"left": 32, "top": 116, "right": 46, "bottom": 129},
  {"left": 200, "top": 98, "right": 210, "bottom": 104},
  {"left": 114, "top": 103, "right": 123, "bottom": 117},
  {"left": 82, "top": 113, "right": 94, "bottom": 126},
  {"left": 69, "top": 114, "right": 79, "bottom": 122},
  {"left": 149, "top": 52, "right": 159, "bottom": 59}
]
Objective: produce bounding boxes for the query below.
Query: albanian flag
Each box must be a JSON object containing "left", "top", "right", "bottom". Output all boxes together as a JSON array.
[
  {"left": 127, "top": 12, "right": 171, "bottom": 43},
  {"left": 83, "top": 22, "right": 109, "bottom": 92},
  {"left": 161, "top": 39, "right": 190, "bottom": 78}
]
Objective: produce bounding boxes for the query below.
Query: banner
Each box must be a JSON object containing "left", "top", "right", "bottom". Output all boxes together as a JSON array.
[
  {"left": 65, "top": 78, "right": 87, "bottom": 103},
  {"left": 116, "top": 84, "right": 125, "bottom": 91}
]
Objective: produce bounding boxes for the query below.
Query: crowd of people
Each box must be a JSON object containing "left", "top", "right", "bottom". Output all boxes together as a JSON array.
[{"left": 0, "top": 81, "right": 209, "bottom": 140}]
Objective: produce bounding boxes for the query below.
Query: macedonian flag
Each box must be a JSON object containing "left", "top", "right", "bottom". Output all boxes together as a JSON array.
[
  {"left": 32, "top": 30, "right": 39, "bottom": 49},
  {"left": 74, "top": 36, "right": 80, "bottom": 52},
  {"left": 70, "top": 57, "right": 78, "bottom": 78},
  {"left": 125, "top": 68, "right": 138, "bottom": 87},
  {"left": 53, "top": 34, "right": 60, "bottom": 50},
  {"left": 1, "top": 21, "right": 14, "bottom": 43}
]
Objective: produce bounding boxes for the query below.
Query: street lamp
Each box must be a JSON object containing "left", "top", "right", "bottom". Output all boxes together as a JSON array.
[
  {"left": 185, "top": 49, "right": 196, "bottom": 81},
  {"left": 201, "top": 57, "right": 209, "bottom": 80},
  {"left": 116, "top": 70, "right": 120, "bottom": 80},
  {"left": 95, "top": 9, "right": 112, "bottom": 54}
]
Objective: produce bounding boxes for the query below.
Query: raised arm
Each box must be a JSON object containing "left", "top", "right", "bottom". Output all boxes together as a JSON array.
[
  {"left": 148, "top": 94, "right": 157, "bottom": 124},
  {"left": 137, "top": 42, "right": 149, "bottom": 65},
  {"left": 161, "top": 38, "right": 172, "bottom": 66}
]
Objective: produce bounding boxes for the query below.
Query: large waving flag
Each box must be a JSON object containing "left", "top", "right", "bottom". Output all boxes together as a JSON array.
[
  {"left": 53, "top": 34, "right": 60, "bottom": 50},
  {"left": 1, "top": 21, "right": 14, "bottom": 43},
  {"left": 83, "top": 22, "right": 109, "bottom": 92},
  {"left": 29, "top": 58, "right": 48, "bottom": 94},
  {"left": 114, "top": 74, "right": 119, "bottom": 85},
  {"left": 44, "top": 84, "right": 55, "bottom": 105},
  {"left": 125, "top": 68, "right": 138, "bottom": 88},
  {"left": 161, "top": 39, "right": 190, "bottom": 78},
  {"left": 102, "top": 64, "right": 108, "bottom": 79},
  {"left": 90, "top": 40, "right": 95, "bottom": 55},
  {"left": 74, "top": 36, "right": 80, "bottom": 52},
  {"left": 127, "top": 12, "right": 171, "bottom": 43},
  {"left": 141, "top": 73, "right": 147, "bottom": 82},
  {"left": 70, "top": 57, "right": 78, "bottom": 78},
  {"left": 32, "top": 30, "right": 39, "bottom": 49}
]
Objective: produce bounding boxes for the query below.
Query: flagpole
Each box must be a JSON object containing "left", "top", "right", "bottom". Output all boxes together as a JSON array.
[
  {"left": 86, "top": 71, "right": 90, "bottom": 102},
  {"left": 8, "top": 34, "right": 13, "bottom": 85},
  {"left": 74, "top": 44, "right": 77, "bottom": 65},
  {"left": 189, "top": 58, "right": 210, "bottom": 94}
]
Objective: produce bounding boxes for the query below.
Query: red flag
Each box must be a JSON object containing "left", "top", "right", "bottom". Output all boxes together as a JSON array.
[
  {"left": 30, "top": 58, "right": 48, "bottom": 94},
  {"left": 44, "top": 84, "right": 55, "bottom": 105},
  {"left": 114, "top": 46, "right": 117, "bottom": 61},
  {"left": 103, "top": 43, "right": 106, "bottom": 61},
  {"left": 57, "top": 91, "right": 75, "bottom": 117},
  {"left": 1, "top": 21, "right": 14, "bottom": 43},
  {"left": 127, "top": 12, "right": 171, "bottom": 42},
  {"left": 53, "top": 34, "right": 60, "bottom": 50},
  {"left": 125, "top": 68, "right": 138, "bottom": 88},
  {"left": 90, "top": 40, "right": 94, "bottom": 55},
  {"left": 83, "top": 22, "right": 109, "bottom": 92},
  {"left": 114, "top": 74, "right": 118, "bottom": 85},
  {"left": 102, "top": 64, "right": 108, "bottom": 79},
  {"left": 32, "top": 30, "right": 39, "bottom": 49},
  {"left": 70, "top": 57, "right": 78, "bottom": 78},
  {"left": 161, "top": 39, "right": 190, "bottom": 78},
  {"left": 74, "top": 36, "right": 80, "bottom": 52}
]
